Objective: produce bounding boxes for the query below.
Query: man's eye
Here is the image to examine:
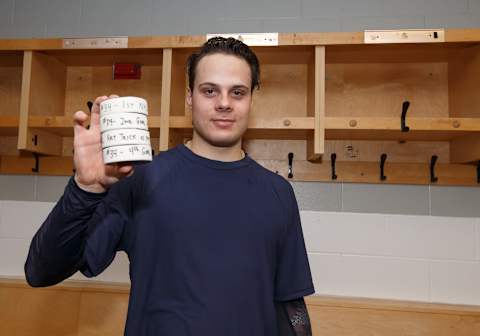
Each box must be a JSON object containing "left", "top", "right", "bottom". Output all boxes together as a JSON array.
[
  {"left": 232, "top": 90, "right": 245, "bottom": 96},
  {"left": 204, "top": 88, "right": 215, "bottom": 96}
]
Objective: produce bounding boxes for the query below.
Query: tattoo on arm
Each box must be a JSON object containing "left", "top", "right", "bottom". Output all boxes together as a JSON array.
[{"left": 275, "top": 297, "right": 312, "bottom": 336}]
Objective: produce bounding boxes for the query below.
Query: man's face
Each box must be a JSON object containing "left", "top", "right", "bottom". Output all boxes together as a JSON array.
[{"left": 187, "top": 53, "right": 252, "bottom": 148}]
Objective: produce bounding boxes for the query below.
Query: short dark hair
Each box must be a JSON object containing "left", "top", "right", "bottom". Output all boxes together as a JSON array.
[{"left": 186, "top": 37, "right": 260, "bottom": 93}]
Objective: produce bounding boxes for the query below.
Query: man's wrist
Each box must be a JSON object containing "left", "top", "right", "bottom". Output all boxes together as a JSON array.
[{"left": 73, "top": 174, "right": 106, "bottom": 194}]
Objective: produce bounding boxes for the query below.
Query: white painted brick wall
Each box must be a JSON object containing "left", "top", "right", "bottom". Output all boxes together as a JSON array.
[{"left": 1, "top": 201, "right": 479, "bottom": 305}]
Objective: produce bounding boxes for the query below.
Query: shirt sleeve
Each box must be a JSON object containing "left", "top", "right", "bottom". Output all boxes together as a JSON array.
[
  {"left": 274, "top": 183, "right": 315, "bottom": 301},
  {"left": 24, "top": 166, "right": 143, "bottom": 287}
]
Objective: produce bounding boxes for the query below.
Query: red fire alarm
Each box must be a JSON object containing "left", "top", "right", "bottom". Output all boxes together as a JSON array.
[{"left": 113, "top": 63, "right": 141, "bottom": 80}]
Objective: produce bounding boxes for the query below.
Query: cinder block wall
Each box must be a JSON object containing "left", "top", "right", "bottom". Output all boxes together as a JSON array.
[
  {"left": 1, "top": 0, "right": 480, "bottom": 306},
  {"left": 1, "top": 0, "right": 480, "bottom": 38}
]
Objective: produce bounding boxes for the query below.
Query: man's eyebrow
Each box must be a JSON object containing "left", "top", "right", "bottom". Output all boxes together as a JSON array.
[
  {"left": 198, "top": 82, "right": 219, "bottom": 87},
  {"left": 230, "top": 85, "right": 250, "bottom": 90},
  {"left": 197, "top": 82, "right": 250, "bottom": 90}
]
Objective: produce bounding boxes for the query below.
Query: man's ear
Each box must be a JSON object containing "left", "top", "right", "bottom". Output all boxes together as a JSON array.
[{"left": 186, "top": 88, "right": 192, "bottom": 108}]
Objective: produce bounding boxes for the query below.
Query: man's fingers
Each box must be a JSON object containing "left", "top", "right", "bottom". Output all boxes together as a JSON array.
[
  {"left": 90, "top": 95, "right": 109, "bottom": 129},
  {"left": 73, "top": 110, "right": 89, "bottom": 135},
  {"left": 118, "top": 164, "right": 134, "bottom": 175},
  {"left": 73, "top": 110, "right": 88, "bottom": 126},
  {"left": 104, "top": 162, "right": 134, "bottom": 179}
]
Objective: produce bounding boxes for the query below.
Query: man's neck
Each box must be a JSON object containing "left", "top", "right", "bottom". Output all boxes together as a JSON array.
[{"left": 185, "top": 136, "right": 245, "bottom": 162}]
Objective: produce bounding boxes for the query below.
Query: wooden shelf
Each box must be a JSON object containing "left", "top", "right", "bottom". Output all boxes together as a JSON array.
[
  {"left": 325, "top": 117, "right": 480, "bottom": 141},
  {"left": 27, "top": 116, "right": 162, "bottom": 137},
  {"left": 170, "top": 116, "right": 315, "bottom": 140},
  {"left": 0, "top": 116, "right": 19, "bottom": 135}
]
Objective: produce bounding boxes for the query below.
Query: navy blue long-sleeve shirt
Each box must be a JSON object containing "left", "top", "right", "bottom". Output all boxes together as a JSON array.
[{"left": 25, "top": 143, "right": 315, "bottom": 335}]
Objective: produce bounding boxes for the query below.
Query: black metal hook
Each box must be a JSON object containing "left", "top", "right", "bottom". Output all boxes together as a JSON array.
[
  {"left": 331, "top": 153, "right": 337, "bottom": 180},
  {"left": 430, "top": 155, "right": 438, "bottom": 183},
  {"left": 32, "top": 153, "right": 40, "bottom": 173},
  {"left": 401, "top": 101, "right": 410, "bottom": 132},
  {"left": 86, "top": 101, "right": 93, "bottom": 130},
  {"left": 288, "top": 152, "right": 294, "bottom": 179},
  {"left": 380, "top": 153, "right": 387, "bottom": 181}
]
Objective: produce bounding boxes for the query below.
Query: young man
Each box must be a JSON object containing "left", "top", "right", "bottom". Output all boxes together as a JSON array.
[{"left": 25, "top": 37, "right": 314, "bottom": 336}]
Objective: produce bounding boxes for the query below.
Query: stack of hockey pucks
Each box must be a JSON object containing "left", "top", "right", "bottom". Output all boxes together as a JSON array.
[{"left": 99, "top": 96, "right": 152, "bottom": 164}]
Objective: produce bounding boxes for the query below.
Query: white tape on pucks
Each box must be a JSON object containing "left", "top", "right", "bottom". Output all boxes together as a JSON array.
[
  {"left": 100, "top": 96, "right": 148, "bottom": 115},
  {"left": 102, "top": 129, "right": 151, "bottom": 149},
  {"left": 100, "top": 112, "right": 148, "bottom": 132},
  {"left": 103, "top": 144, "right": 152, "bottom": 164}
]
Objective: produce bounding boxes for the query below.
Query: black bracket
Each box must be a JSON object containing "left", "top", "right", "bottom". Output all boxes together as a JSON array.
[
  {"left": 380, "top": 153, "right": 387, "bottom": 181},
  {"left": 86, "top": 101, "right": 93, "bottom": 129},
  {"left": 32, "top": 134, "right": 38, "bottom": 146},
  {"left": 430, "top": 155, "right": 438, "bottom": 183},
  {"left": 32, "top": 153, "right": 40, "bottom": 173},
  {"left": 331, "top": 153, "right": 337, "bottom": 180},
  {"left": 288, "top": 152, "right": 294, "bottom": 179},
  {"left": 476, "top": 161, "right": 479, "bottom": 184},
  {"left": 401, "top": 101, "right": 410, "bottom": 132}
]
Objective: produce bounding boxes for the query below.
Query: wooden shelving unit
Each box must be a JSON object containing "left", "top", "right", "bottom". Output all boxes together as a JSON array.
[{"left": 0, "top": 30, "right": 479, "bottom": 185}]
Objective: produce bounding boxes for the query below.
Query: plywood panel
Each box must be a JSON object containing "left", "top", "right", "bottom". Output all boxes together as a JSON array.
[
  {"left": 326, "top": 44, "right": 456, "bottom": 64},
  {"left": 30, "top": 51, "right": 66, "bottom": 116},
  {"left": 0, "top": 116, "right": 19, "bottom": 135},
  {"left": 48, "top": 50, "right": 163, "bottom": 67},
  {"left": 308, "top": 305, "right": 480, "bottom": 336},
  {"left": 251, "top": 63, "right": 308, "bottom": 118},
  {"left": 244, "top": 139, "right": 450, "bottom": 163},
  {"left": 306, "top": 296, "right": 480, "bottom": 336},
  {"left": 77, "top": 291, "right": 129, "bottom": 336},
  {"left": 451, "top": 134, "right": 480, "bottom": 163},
  {"left": 0, "top": 155, "right": 74, "bottom": 175},
  {"left": 0, "top": 286, "right": 80, "bottom": 336},
  {"left": 254, "top": 46, "right": 313, "bottom": 64},
  {"left": 326, "top": 63, "right": 449, "bottom": 118},
  {"left": 449, "top": 44, "right": 480, "bottom": 118},
  {"left": 255, "top": 160, "right": 478, "bottom": 185},
  {"left": 325, "top": 140, "right": 450, "bottom": 163},
  {"left": 64, "top": 65, "right": 162, "bottom": 119},
  {"left": 2, "top": 278, "right": 480, "bottom": 336},
  {"left": 0, "top": 136, "right": 20, "bottom": 155},
  {"left": 0, "top": 53, "right": 23, "bottom": 116}
]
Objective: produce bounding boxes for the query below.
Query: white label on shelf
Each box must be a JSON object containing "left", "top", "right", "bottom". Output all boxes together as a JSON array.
[
  {"left": 102, "top": 129, "right": 151, "bottom": 149},
  {"left": 100, "top": 113, "right": 149, "bottom": 132},
  {"left": 364, "top": 29, "right": 445, "bottom": 43},
  {"left": 103, "top": 144, "right": 152, "bottom": 164},
  {"left": 206, "top": 33, "right": 278, "bottom": 46},
  {"left": 62, "top": 37, "right": 128, "bottom": 49}
]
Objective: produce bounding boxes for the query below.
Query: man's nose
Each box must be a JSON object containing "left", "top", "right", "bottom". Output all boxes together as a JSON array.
[{"left": 215, "top": 92, "right": 232, "bottom": 111}]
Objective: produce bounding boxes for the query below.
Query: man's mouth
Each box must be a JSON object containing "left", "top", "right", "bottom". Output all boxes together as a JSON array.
[{"left": 212, "top": 119, "right": 235, "bottom": 128}]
